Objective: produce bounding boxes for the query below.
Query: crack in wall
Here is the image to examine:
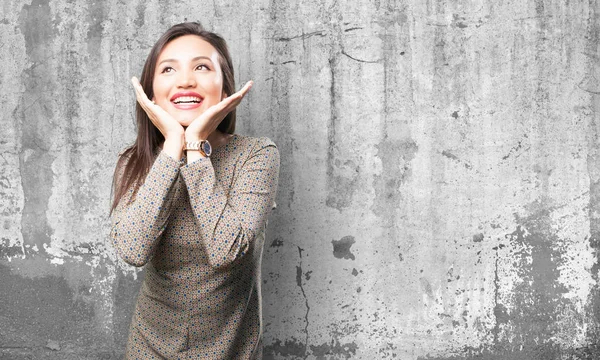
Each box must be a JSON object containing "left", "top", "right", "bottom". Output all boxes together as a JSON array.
[
  {"left": 493, "top": 249, "right": 500, "bottom": 345},
  {"left": 275, "top": 30, "right": 326, "bottom": 42},
  {"left": 295, "top": 245, "right": 310, "bottom": 359},
  {"left": 491, "top": 245, "right": 509, "bottom": 346}
]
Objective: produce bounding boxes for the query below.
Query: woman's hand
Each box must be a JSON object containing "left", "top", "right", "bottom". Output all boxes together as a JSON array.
[
  {"left": 131, "top": 77, "right": 184, "bottom": 159},
  {"left": 185, "top": 81, "right": 253, "bottom": 142}
]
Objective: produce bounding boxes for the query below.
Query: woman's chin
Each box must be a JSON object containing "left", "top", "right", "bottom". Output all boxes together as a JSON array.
[{"left": 177, "top": 116, "right": 196, "bottom": 127}]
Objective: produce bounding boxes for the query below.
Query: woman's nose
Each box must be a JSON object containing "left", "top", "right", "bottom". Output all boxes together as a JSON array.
[{"left": 177, "top": 70, "right": 196, "bottom": 88}]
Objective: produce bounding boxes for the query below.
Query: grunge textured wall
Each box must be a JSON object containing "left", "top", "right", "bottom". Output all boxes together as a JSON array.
[{"left": 2, "top": 0, "right": 600, "bottom": 359}]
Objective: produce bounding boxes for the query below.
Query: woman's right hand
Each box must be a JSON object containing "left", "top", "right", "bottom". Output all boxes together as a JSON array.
[{"left": 131, "top": 77, "right": 184, "bottom": 159}]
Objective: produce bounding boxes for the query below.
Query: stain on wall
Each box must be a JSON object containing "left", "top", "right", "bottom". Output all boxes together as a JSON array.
[
  {"left": 18, "top": 0, "right": 57, "bottom": 255},
  {"left": 332, "top": 235, "right": 357, "bottom": 260},
  {"left": 2, "top": 0, "right": 600, "bottom": 359}
]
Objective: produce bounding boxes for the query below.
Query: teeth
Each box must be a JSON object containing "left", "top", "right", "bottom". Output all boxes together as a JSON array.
[{"left": 174, "top": 96, "right": 202, "bottom": 103}]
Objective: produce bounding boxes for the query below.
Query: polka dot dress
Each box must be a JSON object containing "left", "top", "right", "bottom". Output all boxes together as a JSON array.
[{"left": 111, "top": 135, "right": 279, "bottom": 359}]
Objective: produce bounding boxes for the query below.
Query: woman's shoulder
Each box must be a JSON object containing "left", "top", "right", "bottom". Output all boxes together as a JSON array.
[
  {"left": 232, "top": 134, "right": 277, "bottom": 150},
  {"left": 215, "top": 135, "right": 278, "bottom": 166},
  {"left": 220, "top": 135, "right": 278, "bottom": 167}
]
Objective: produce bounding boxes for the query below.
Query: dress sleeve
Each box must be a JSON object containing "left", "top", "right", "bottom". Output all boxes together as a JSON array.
[
  {"left": 179, "top": 138, "right": 280, "bottom": 268},
  {"left": 110, "top": 151, "right": 183, "bottom": 267}
]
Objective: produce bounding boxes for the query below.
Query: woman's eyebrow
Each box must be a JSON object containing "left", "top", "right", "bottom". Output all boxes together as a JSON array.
[{"left": 158, "top": 56, "right": 213, "bottom": 66}]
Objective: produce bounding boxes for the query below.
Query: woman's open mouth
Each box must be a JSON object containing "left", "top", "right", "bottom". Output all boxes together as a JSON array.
[{"left": 170, "top": 92, "right": 204, "bottom": 110}]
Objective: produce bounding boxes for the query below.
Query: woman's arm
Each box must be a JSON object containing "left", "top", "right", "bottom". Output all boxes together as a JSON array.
[
  {"left": 110, "top": 151, "right": 183, "bottom": 266},
  {"left": 179, "top": 137, "right": 280, "bottom": 268}
]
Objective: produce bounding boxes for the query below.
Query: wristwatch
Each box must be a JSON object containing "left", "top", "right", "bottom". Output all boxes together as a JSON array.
[{"left": 184, "top": 140, "right": 212, "bottom": 157}]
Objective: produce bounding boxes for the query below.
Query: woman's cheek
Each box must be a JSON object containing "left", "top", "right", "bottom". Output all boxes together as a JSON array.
[{"left": 212, "top": 72, "right": 223, "bottom": 87}]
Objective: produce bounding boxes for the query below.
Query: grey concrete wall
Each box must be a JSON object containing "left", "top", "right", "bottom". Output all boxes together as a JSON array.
[{"left": 1, "top": 0, "right": 599, "bottom": 359}]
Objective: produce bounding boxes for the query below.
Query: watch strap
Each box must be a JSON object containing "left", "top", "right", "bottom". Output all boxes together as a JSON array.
[{"left": 184, "top": 140, "right": 211, "bottom": 157}]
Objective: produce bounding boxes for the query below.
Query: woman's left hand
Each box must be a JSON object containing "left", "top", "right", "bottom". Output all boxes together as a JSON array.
[{"left": 185, "top": 81, "right": 253, "bottom": 142}]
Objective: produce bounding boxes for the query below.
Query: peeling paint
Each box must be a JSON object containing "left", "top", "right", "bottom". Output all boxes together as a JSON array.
[
  {"left": 264, "top": 337, "right": 306, "bottom": 358},
  {"left": 332, "top": 236, "right": 356, "bottom": 260},
  {"left": 264, "top": 337, "right": 358, "bottom": 359},
  {"left": 310, "top": 339, "right": 358, "bottom": 359},
  {"left": 495, "top": 201, "right": 573, "bottom": 350}
]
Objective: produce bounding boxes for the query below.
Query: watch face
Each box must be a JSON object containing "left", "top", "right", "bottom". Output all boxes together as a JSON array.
[{"left": 202, "top": 140, "right": 212, "bottom": 156}]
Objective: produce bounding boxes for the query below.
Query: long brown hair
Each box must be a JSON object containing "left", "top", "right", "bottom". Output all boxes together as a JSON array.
[{"left": 111, "top": 22, "right": 236, "bottom": 212}]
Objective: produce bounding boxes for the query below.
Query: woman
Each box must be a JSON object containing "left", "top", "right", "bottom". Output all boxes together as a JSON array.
[{"left": 110, "top": 22, "right": 279, "bottom": 359}]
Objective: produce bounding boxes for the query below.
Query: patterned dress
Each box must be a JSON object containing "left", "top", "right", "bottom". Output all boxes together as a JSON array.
[{"left": 111, "top": 135, "right": 279, "bottom": 359}]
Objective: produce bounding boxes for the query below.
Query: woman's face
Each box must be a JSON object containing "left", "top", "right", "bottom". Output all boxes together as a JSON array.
[{"left": 152, "top": 35, "right": 224, "bottom": 127}]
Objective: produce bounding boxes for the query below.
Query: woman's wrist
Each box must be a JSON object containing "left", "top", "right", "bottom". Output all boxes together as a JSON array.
[
  {"left": 184, "top": 134, "right": 209, "bottom": 164},
  {"left": 184, "top": 129, "right": 210, "bottom": 142},
  {"left": 163, "top": 133, "right": 184, "bottom": 160}
]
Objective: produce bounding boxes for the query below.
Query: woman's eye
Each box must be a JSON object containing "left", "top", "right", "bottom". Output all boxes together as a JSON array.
[
  {"left": 161, "top": 66, "right": 174, "bottom": 73},
  {"left": 196, "top": 64, "right": 210, "bottom": 71}
]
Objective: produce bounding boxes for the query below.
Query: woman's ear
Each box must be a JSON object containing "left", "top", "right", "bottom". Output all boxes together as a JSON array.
[{"left": 222, "top": 91, "right": 227, "bottom": 100}]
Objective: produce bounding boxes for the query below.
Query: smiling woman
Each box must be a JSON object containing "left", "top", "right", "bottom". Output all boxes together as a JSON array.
[
  {"left": 110, "top": 22, "right": 279, "bottom": 359},
  {"left": 152, "top": 35, "right": 224, "bottom": 127}
]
